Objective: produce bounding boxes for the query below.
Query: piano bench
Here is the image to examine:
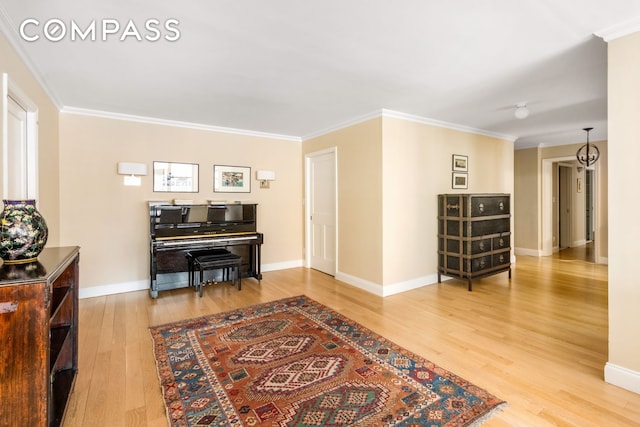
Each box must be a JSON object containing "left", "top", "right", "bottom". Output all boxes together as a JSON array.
[
  {"left": 186, "top": 249, "right": 231, "bottom": 288},
  {"left": 191, "top": 253, "right": 242, "bottom": 297}
]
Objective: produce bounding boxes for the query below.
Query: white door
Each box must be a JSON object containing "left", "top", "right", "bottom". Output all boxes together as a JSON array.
[
  {"left": 307, "top": 149, "right": 336, "bottom": 275},
  {"left": 6, "top": 96, "right": 28, "bottom": 199}
]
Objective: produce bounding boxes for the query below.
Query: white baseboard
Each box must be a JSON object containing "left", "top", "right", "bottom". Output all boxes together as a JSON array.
[
  {"left": 334, "top": 271, "right": 438, "bottom": 297},
  {"left": 261, "top": 259, "right": 303, "bottom": 272},
  {"left": 380, "top": 274, "right": 439, "bottom": 296},
  {"left": 514, "top": 247, "right": 542, "bottom": 257},
  {"left": 79, "top": 279, "right": 149, "bottom": 299},
  {"left": 78, "top": 259, "right": 304, "bottom": 299},
  {"left": 605, "top": 362, "right": 640, "bottom": 395}
]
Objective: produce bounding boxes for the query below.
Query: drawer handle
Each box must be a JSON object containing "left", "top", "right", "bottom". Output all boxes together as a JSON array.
[
  {"left": 498, "top": 255, "right": 505, "bottom": 263},
  {"left": 478, "top": 203, "right": 484, "bottom": 213},
  {"left": 498, "top": 238, "right": 504, "bottom": 247},
  {"left": 479, "top": 259, "right": 486, "bottom": 267},
  {"left": 446, "top": 203, "right": 459, "bottom": 210},
  {"left": 0, "top": 301, "right": 18, "bottom": 314},
  {"left": 499, "top": 201, "right": 504, "bottom": 210},
  {"left": 479, "top": 241, "right": 485, "bottom": 250}
]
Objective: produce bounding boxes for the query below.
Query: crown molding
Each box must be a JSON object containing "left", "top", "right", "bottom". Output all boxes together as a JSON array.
[
  {"left": 513, "top": 139, "right": 541, "bottom": 150},
  {"left": 301, "top": 110, "right": 383, "bottom": 140},
  {"left": 61, "top": 106, "right": 302, "bottom": 142},
  {"left": 0, "top": 5, "right": 63, "bottom": 109},
  {"left": 380, "top": 109, "right": 518, "bottom": 142},
  {"left": 302, "top": 108, "right": 517, "bottom": 142},
  {"left": 595, "top": 16, "right": 640, "bottom": 42}
]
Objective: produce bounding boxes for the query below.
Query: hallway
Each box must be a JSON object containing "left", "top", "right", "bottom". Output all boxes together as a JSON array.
[{"left": 555, "top": 241, "right": 595, "bottom": 263}]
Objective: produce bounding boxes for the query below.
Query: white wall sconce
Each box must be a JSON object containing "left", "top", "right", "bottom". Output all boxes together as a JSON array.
[
  {"left": 117, "top": 162, "right": 147, "bottom": 186},
  {"left": 256, "top": 170, "right": 276, "bottom": 189}
]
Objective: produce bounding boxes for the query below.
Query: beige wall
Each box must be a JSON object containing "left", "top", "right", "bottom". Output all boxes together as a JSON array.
[
  {"left": 381, "top": 117, "right": 514, "bottom": 287},
  {"left": 514, "top": 147, "right": 540, "bottom": 252},
  {"left": 606, "top": 31, "right": 640, "bottom": 386},
  {"left": 302, "top": 118, "right": 384, "bottom": 284},
  {"left": 59, "top": 113, "right": 303, "bottom": 291},
  {"left": 0, "top": 32, "right": 61, "bottom": 245},
  {"left": 302, "top": 116, "right": 514, "bottom": 294}
]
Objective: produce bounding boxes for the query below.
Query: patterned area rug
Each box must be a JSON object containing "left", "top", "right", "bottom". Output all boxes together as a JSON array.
[{"left": 149, "top": 295, "right": 506, "bottom": 426}]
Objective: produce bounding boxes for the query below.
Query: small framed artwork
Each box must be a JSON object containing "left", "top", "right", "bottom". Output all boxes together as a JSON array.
[
  {"left": 214, "top": 165, "right": 251, "bottom": 193},
  {"left": 452, "top": 172, "right": 468, "bottom": 189},
  {"left": 153, "top": 161, "right": 199, "bottom": 192},
  {"left": 452, "top": 154, "right": 468, "bottom": 172}
]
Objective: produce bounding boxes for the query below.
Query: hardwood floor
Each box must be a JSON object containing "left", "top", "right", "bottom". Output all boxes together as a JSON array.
[
  {"left": 556, "top": 241, "right": 595, "bottom": 263},
  {"left": 62, "top": 253, "right": 640, "bottom": 426}
]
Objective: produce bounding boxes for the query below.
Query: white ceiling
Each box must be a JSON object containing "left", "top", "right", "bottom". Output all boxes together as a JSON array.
[{"left": 2, "top": 1, "right": 640, "bottom": 147}]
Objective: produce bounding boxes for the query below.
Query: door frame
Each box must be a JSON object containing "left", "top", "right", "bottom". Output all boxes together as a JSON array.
[
  {"left": 557, "top": 163, "right": 573, "bottom": 249},
  {"left": 2, "top": 73, "right": 39, "bottom": 199},
  {"left": 585, "top": 168, "right": 595, "bottom": 242},
  {"left": 542, "top": 155, "right": 599, "bottom": 261},
  {"left": 304, "top": 147, "right": 338, "bottom": 272}
]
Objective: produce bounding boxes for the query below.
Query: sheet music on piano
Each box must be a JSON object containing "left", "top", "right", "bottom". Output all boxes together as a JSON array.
[{"left": 149, "top": 203, "right": 263, "bottom": 298}]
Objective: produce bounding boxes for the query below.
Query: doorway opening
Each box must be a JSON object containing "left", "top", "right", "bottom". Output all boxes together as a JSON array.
[{"left": 546, "top": 157, "right": 597, "bottom": 263}]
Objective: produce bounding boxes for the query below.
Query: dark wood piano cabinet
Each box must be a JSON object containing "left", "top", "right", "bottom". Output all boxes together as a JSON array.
[
  {"left": 438, "top": 194, "right": 511, "bottom": 290},
  {"left": 149, "top": 203, "right": 263, "bottom": 298},
  {"left": 0, "top": 246, "right": 80, "bottom": 427}
]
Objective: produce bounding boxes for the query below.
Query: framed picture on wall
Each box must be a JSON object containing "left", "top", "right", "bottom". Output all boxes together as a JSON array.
[
  {"left": 153, "top": 161, "right": 199, "bottom": 192},
  {"left": 452, "top": 154, "right": 468, "bottom": 172},
  {"left": 452, "top": 172, "right": 468, "bottom": 189},
  {"left": 214, "top": 165, "right": 251, "bottom": 193}
]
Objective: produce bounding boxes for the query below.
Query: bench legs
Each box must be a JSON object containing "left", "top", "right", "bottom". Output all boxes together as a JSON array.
[
  {"left": 194, "top": 262, "right": 241, "bottom": 297},
  {"left": 186, "top": 250, "right": 243, "bottom": 297}
]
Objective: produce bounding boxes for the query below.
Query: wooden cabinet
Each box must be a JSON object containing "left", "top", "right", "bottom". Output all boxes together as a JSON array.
[
  {"left": 0, "top": 246, "right": 79, "bottom": 426},
  {"left": 438, "top": 194, "right": 511, "bottom": 290}
]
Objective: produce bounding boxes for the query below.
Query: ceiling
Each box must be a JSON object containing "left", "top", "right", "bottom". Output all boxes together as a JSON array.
[{"left": 1, "top": 1, "right": 640, "bottom": 148}]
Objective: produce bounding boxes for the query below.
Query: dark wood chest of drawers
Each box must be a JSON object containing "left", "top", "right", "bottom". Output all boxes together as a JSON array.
[{"left": 438, "top": 194, "right": 511, "bottom": 290}]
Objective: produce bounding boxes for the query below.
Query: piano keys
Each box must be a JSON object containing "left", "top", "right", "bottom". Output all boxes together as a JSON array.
[{"left": 149, "top": 203, "right": 263, "bottom": 298}]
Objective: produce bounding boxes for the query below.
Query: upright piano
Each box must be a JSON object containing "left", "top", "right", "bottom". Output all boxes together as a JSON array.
[{"left": 149, "top": 203, "right": 263, "bottom": 298}]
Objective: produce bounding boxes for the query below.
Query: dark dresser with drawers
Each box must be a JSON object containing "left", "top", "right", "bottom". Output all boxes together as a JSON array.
[{"left": 438, "top": 194, "right": 511, "bottom": 290}]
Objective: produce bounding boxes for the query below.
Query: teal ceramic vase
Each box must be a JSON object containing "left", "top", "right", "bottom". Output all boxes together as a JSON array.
[{"left": 0, "top": 199, "right": 48, "bottom": 264}]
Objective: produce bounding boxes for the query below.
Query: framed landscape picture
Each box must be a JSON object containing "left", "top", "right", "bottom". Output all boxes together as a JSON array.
[
  {"left": 452, "top": 172, "right": 468, "bottom": 189},
  {"left": 214, "top": 165, "right": 251, "bottom": 193},
  {"left": 153, "top": 161, "right": 199, "bottom": 192},
  {"left": 452, "top": 154, "right": 468, "bottom": 172}
]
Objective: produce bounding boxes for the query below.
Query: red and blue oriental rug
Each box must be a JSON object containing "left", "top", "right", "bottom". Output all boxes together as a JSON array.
[{"left": 150, "top": 295, "right": 506, "bottom": 426}]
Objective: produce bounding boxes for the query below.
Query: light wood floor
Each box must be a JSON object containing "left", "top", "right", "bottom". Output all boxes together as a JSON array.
[{"left": 62, "top": 250, "right": 640, "bottom": 426}]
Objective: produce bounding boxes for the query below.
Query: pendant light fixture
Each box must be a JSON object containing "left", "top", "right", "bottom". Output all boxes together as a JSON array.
[{"left": 576, "top": 127, "right": 600, "bottom": 167}]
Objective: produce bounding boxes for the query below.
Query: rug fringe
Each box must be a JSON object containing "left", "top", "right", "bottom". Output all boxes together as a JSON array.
[{"left": 148, "top": 330, "right": 176, "bottom": 426}]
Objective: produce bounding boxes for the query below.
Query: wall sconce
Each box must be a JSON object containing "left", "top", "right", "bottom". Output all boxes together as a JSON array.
[
  {"left": 117, "top": 162, "right": 147, "bottom": 186},
  {"left": 256, "top": 170, "right": 276, "bottom": 189}
]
